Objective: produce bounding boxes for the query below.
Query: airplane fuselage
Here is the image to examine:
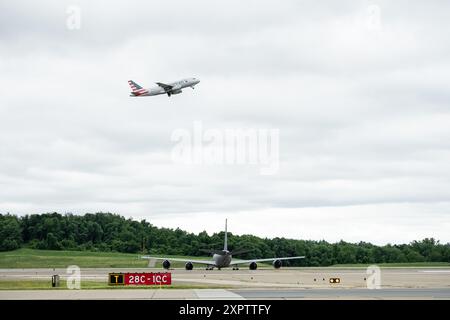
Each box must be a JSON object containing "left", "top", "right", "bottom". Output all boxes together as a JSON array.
[
  {"left": 130, "top": 78, "right": 200, "bottom": 97},
  {"left": 212, "top": 251, "right": 232, "bottom": 268}
]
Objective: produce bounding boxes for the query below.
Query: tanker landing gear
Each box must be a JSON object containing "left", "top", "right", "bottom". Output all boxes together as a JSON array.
[{"left": 232, "top": 267, "right": 239, "bottom": 270}]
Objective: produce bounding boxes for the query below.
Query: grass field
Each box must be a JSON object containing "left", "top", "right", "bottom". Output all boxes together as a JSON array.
[
  {"left": 0, "top": 248, "right": 211, "bottom": 269},
  {"left": 331, "top": 262, "right": 450, "bottom": 268}
]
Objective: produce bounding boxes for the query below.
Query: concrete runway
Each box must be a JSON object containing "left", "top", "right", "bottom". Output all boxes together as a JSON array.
[
  {"left": 1, "top": 288, "right": 450, "bottom": 300},
  {"left": 1, "top": 267, "right": 449, "bottom": 299}
]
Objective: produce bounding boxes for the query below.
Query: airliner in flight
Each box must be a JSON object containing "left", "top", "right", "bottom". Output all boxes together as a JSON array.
[
  {"left": 128, "top": 78, "right": 200, "bottom": 97},
  {"left": 141, "top": 219, "right": 305, "bottom": 270}
]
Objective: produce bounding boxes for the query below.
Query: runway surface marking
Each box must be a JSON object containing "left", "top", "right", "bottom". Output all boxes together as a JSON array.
[
  {"left": 1, "top": 288, "right": 449, "bottom": 300},
  {"left": 231, "top": 288, "right": 450, "bottom": 299},
  {"left": 194, "top": 289, "right": 245, "bottom": 300}
]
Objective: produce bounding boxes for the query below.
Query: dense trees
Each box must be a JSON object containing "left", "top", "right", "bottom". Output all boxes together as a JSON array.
[
  {"left": 0, "top": 214, "right": 22, "bottom": 251},
  {"left": 0, "top": 212, "right": 449, "bottom": 265}
]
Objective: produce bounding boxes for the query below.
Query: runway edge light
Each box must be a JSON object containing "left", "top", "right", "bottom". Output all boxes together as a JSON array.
[{"left": 329, "top": 277, "right": 341, "bottom": 284}]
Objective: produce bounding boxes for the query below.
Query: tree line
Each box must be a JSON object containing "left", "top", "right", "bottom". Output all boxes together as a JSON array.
[{"left": 0, "top": 212, "right": 449, "bottom": 266}]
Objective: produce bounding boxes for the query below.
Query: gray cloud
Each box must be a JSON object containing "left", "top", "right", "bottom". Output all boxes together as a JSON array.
[{"left": 1, "top": 1, "right": 450, "bottom": 244}]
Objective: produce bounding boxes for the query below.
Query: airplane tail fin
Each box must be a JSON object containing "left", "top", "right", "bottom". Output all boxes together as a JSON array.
[
  {"left": 224, "top": 219, "right": 228, "bottom": 251},
  {"left": 128, "top": 80, "right": 148, "bottom": 96},
  {"left": 128, "top": 80, "right": 143, "bottom": 91}
]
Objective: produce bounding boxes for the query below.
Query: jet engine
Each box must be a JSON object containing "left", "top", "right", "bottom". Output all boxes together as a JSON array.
[
  {"left": 273, "top": 259, "right": 282, "bottom": 269},
  {"left": 249, "top": 262, "right": 257, "bottom": 270},
  {"left": 185, "top": 262, "right": 193, "bottom": 270},
  {"left": 162, "top": 260, "right": 171, "bottom": 269}
]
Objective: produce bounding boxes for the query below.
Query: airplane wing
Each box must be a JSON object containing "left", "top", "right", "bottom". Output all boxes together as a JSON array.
[
  {"left": 156, "top": 82, "right": 173, "bottom": 91},
  {"left": 230, "top": 256, "right": 305, "bottom": 265},
  {"left": 141, "top": 256, "right": 214, "bottom": 265}
]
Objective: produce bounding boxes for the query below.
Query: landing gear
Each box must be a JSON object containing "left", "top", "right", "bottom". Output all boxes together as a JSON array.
[
  {"left": 206, "top": 266, "right": 214, "bottom": 270},
  {"left": 232, "top": 267, "right": 240, "bottom": 270}
]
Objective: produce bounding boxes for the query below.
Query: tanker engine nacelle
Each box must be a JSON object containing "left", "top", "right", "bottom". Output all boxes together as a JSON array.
[
  {"left": 249, "top": 262, "right": 258, "bottom": 270},
  {"left": 162, "top": 260, "right": 171, "bottom": 270},
  {"left": 273, "top": 259, "right": 282, "bottom": 269},
  {"left": 185, "top": 261, "right": 193, "bottom": 270}
]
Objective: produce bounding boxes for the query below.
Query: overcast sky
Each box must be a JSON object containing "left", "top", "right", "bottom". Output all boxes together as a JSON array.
[{"left": 1, "top": 1, "right": 449, "bottom": 244}]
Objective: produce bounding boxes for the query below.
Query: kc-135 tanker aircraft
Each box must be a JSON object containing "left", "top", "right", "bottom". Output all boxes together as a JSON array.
[{"left": 142, "top": 219, "right": 305, "bottom": 270}]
